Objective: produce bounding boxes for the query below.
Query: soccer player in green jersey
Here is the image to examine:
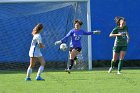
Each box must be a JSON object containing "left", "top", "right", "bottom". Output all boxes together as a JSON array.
[{"left": 108, "top": 16, "right": 130, "bottom": 74}]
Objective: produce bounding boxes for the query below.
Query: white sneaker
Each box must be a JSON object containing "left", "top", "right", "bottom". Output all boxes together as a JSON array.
[
  {"left": 117, "top": 71, "right": 121, "bottom": 74},
  {"left": 108, "top": 67, "right": 113, "bottom": 73}
]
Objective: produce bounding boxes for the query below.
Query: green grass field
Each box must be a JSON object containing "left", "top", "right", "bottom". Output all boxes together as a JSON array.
[{"left": 0, "top": 69, "right": 139, "bottom": 93}]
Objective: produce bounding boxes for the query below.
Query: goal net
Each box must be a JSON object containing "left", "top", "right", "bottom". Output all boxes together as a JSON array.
[{"left": 0, "top": 0, "right": 91, "bottom": 70}]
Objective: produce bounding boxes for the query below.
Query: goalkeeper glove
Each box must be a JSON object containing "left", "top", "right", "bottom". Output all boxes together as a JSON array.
[
  {"left": 55, "top": 40, "right": 62, "bottom": 45},
  {"left": 93, "top": 30, "right": 101, "bottom": 34}
]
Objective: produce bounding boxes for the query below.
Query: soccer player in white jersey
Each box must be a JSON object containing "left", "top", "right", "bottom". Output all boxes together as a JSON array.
[{"left": 25, "top": 23, "right": 45, "bottom": 81}]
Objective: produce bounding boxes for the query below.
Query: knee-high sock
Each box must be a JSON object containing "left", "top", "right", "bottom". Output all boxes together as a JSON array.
[
  {"left": 26, "top": 67, "right": 32, "bottom": 78},
  {"left": 37, "top": 66, "right": 44, "bottom": 77},
  {"left": 69, "top": 59, "right": 74, "bottom": 69},
  {"left": 118, "top": 60, "right": 123, "bottom": 72},
  {"left": 111, "top": 61, "right": 115, "bottom": 68}
]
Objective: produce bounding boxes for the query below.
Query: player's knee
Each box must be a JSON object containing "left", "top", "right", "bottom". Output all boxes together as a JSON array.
[
  {"left": 112, "top": 59, "right": 117, "bottom": 62},
  {"left": 119, "top": 59, "right": 124, "bottom": 61},
  {"left": 29, "top": 64, "right": 34, "bottom": 68},
  {"left": 41, "top": 62, "right": 45, "bottom": 66},
  {"left": 69, "top": 56, "right": 75, "bottom": 60}
]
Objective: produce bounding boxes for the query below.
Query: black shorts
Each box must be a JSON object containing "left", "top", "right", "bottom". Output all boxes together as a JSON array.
[{"left": 69, "top": 47, "right": 82, "bottom": 52}]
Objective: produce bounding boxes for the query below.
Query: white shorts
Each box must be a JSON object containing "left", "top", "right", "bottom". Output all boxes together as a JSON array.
[{"left": 29, "top": 50, "right": 42, "bottom": 57}]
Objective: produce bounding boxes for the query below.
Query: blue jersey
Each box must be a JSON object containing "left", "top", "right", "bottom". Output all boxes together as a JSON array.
[{"left": 61, "top": 28, "right": 93, "bottom": 48}]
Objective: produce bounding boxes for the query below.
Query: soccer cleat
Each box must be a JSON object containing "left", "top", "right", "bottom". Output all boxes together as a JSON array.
[
  {"left": 117, "top": 71, "right": 121, "bottom": 74},
  {"left": 25, "top": 77, "right": 31, "bottom": 81},
  {"left": 108, "top": 67, "right": 113, "bottom": 73},
  {"left": 65, "top": 69, "right": 71, "bottom": 74},
  {"left": 36, "top": 76, "right": 45, "bottom": 81}
]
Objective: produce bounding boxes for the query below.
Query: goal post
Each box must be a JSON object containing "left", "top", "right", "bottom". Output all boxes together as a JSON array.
[{"left": 0, "top": 0, "right": 92, "bottom": 70}]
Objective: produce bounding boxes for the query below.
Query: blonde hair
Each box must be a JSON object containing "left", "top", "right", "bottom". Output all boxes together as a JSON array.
[{"left": 32, "top": 23, "right": 43, "bottom": 35}]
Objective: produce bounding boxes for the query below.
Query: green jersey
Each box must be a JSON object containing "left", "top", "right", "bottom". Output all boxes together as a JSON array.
[{"left": 111, "top": 26, "right": 128, "bottom": 46}]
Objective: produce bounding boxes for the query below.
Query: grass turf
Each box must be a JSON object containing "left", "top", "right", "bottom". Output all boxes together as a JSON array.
[{"left": 0, "top": 69, "right": 139, "bottom": 93}]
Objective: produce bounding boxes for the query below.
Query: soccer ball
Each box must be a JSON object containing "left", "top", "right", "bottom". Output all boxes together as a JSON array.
[{"left": 60, "top": 43, "right": 67, "bottom": 51}]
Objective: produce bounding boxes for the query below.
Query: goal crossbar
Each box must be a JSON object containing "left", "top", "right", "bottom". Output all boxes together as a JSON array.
[{"left": 0, "top": 0, "right": 89, "bottom": 3}]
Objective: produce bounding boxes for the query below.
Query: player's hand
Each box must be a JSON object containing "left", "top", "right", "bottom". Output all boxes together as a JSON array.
[
  {"left": 42, "top": 45, "right": 45, "bottom": 48},
  {"left": 54, "top": 40, "right": 62, "bottom": 45},
  {"left": 127, "top": 38, "right": 130, "bottom": 44},
  {"left": 118, "top": 33, "right": 125, "bottom": 36},
  {"left": 118, "top": 33, "right": 123, "bottom": 36},
  {"left": 39, "top": 44, "right": 45, "bottom": 48},
  {"left": 93, "top": 30, "right": 101, "bottom": 35}
]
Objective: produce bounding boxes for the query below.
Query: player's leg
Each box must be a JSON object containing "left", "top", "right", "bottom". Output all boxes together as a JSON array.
[
  {"left": 66, "top": 49, "right": 79, "bottom": 73},
  {"left": 117, "top": 46, "right": 127, "bottom": 74},
  {"left": 74, "top": 56, "right": 78, "bottom": 65},
  {"left": 108, "top": 46, "right": 119, "bottom": 73},
  {"left": 108, "top": 52, "right": 118, "bottom": 73},
  {"left": 118, "top": 50, "right": 126, "bottom": 74},
  {"left": 36, "top": 56, "right": 45, "bottom": 80},
  {"left": 69, "top": 48, "right": 78, "bottom": 65},
  {"left": 73, "top": 48, "right": 81, "bottom": 65},
  {"left": 25, "top": 57, "right": 37, "bottom": 81}
]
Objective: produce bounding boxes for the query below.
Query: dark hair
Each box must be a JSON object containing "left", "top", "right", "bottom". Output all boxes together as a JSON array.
[
  {"left": 32, "top": 23, "right": 43, "bottom": 35},
  {"left": 74, "top": 19, "right": 83, "bottom": 26},
  {"left": 114, "top": 16, "right": 125, "bottom": 26}
]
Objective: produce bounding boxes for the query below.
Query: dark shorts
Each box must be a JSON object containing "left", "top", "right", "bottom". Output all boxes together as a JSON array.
[
  {"left": 69, "top": 47, "right": 82, "bottom": 52},
  {"left": 113, "top": 46, "right": 127, "bottom": 53}
]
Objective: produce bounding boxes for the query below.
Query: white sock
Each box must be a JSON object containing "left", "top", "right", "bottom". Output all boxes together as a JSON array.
[
  {"left": 26, "top": 67, "right": 32, "bottom": 78},
  {"left": 37, "top": 66, "right": 44, "bottom": 77}
]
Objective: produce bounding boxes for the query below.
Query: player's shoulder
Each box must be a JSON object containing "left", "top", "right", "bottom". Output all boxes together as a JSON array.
[
  {"left": 69, "top": 28, "right": 75, "bottom": 33},
  {"left": 123, "top": 25, "right": 128, "bottom": 29},
  {"left": 34, "top": 34, "right": 41, "bottom": 38},
  {"left": 113, "top": 26, "right": 118, "bottom": 30},
  {"left": 70, "top": 28, "right": 75, "bottom": 31}
]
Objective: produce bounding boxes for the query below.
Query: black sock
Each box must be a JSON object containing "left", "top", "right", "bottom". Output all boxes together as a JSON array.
[
  {"left": 74, "top": 57, "right": 77, "bottom": 60},
  {"left": 69, "top": 59, "right": 74, "bottom": 69}
]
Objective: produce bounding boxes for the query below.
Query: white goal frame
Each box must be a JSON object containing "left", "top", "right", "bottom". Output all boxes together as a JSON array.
[{"left": 0, "top": 0, "right": 92, "bottom": 70}]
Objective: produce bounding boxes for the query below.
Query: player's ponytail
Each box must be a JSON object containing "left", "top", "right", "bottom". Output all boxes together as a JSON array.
[{"left": 32, "top": 23, "right": 43, "bottom": 35}]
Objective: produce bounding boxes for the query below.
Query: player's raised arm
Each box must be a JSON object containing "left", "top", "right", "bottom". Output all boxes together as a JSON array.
[
  {"left": 55, "top": 30, "right": 73, "bottom": 45},
  {"left": 83, "top": 30, "right": 101, "bottom": 35}
]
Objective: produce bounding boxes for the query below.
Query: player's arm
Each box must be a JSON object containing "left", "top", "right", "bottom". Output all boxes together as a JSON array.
[
  {"left": 55, "top": 30, "right": 72, "bottom": 45},
  {"left": 126, "top": 26, "right": 130, "bottom": 43},
  {"left": 109, "top": 33, "right": 123, "bottom": 37},
  {"left": 126, "top": 32, "right": 130, "bottom": 43},
  {"left": 83, "top": 30, "right": 101, "bottom": 35},
  {"left": 37, "top": 35, "right": 45, "bottom": 48},
  {"left": 109, "top": 28, "right": 123, "bottom": 37}
]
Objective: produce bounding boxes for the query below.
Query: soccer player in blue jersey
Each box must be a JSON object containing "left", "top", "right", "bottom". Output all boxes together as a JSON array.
[
  {"left": 55, "top": 20, "right": 100, "bottom": 73},
  {"left": 25, "top": 23, "right": 45, "bottom": 81}
]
